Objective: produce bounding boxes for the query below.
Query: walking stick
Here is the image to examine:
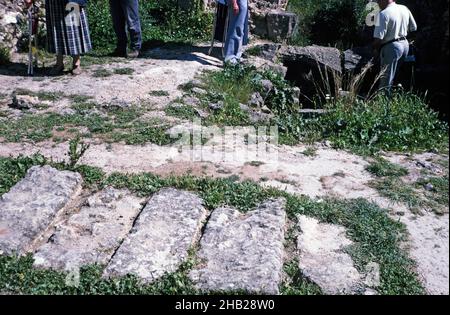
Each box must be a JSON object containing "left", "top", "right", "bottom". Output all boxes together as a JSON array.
[{"left": 27, "top": 4, "right": 39, "bottom": 76}]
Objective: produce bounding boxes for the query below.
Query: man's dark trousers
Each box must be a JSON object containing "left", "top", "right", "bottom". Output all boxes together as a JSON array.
[{"left": 109, "top": 0, "right": 142, "bottom": 52}]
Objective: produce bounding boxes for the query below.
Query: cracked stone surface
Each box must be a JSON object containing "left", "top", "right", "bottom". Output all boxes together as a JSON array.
[
  {"left": 296, "top": 215, "right": 364, "bottom": 295},
  {"left": 33, "top": 187, "right": 145, "bottom": 270},
  {"left": 0, "top": 166, "right": 82, "bottom": 255},
  {"left": 104, "top": 188, "right": 207, "bottom": 283},
  {"left": 190, "top": 198, "right": 286, "bottom": 294}
]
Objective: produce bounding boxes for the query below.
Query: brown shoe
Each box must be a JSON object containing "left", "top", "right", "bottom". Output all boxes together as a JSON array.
[
  {"left": 127, "top": 50, "right": 140, "bottom": 59},
  {"left": 71, "top": 66, "right": 83, "bottom": 76}
]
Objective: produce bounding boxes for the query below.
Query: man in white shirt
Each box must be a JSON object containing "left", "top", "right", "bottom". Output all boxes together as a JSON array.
[{"left": 373, "top": 0, "right": 418, "bottom": 92}]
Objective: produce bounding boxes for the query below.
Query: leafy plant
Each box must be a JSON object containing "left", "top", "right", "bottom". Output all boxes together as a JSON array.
[
  {"left": 366, "top": 158, "right": 409, "bottom": 177},
  {"left": 68, "top": 137, "right": 90, "bottom": 168}
]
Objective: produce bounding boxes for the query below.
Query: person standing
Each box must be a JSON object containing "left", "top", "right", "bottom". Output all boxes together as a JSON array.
[
  {"left": 109, "top": 0, "right": 142, "bottom": 58},
  {"left": 373, "top": 0, "right": 417, "bottom": 92},
  {"left": 24, "top": 0, "right": 92, "bottom": 75},
  {"left": 224, "top": 0, "right": 249, "bottom": 65}
]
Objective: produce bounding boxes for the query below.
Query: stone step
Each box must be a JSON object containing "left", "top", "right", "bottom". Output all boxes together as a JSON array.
[
  {"left": 0, "top": 166, "right": 83, "bottom": 255},
  {"left": 296, "top": 215, "right": 363, "bottom": 295},
  {"left": 189, "top": 198, "right": 286, "bottom": 294},
  {"left": 33, "top": 187, "right": 146, "bottom": 270},
  {"left": 103, "top": 188, "right": 207, "bottom": 283}
]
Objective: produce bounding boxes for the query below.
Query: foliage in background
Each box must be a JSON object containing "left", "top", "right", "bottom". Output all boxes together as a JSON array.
[
  {"left": 86, "top": 0, "right": 212, "bottom": 51},
  {"left": 287, "top": 0, "right": 369, "bottom": 47}
]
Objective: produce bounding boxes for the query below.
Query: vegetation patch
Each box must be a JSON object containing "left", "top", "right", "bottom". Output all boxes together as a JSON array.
[
  {"left": 15, "top": 88, "right": 62, "bottom": 102},
  {"left": 0, "top": 102, "right": 175, "bottom": 146},
  {"left": 366, "top": 158, "right": 409, "bottom": 177},
  {"left": 0, "top": 45, "right": 10, "bottom": 66},
  {"left": 92, "top": 68, "right": 113, "bottom": 78},
  {"left": 149, "top": 90, "right": 170, "bottom": 97},
  {"left": 198, "top": 65, "right": 448, "bottom": 154},
  {"left": 113, "top": 68, "right": 135, "bottom": 75}
]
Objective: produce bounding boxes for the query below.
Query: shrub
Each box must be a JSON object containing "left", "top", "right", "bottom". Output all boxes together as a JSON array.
[
  {"left": 86, "top": 0, "right": 212, "bottom": 51},
  {"left": 321, "top": 92, "right": 449, "bottom": 153},
  {"left": 287, "top": 0, "right": 368, "bottom": 47}
]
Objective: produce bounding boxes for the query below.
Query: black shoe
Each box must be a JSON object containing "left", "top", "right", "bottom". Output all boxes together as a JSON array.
[{"left": 110, "top": 48, "right": 127, "bottom": 58}]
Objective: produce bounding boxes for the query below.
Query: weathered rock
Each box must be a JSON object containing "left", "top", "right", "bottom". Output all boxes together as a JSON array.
[
  {"left": 249, "top": 1, "right": 297, "bottom": 41},
  {"left": 239, "top": 103, "right": 274, "bottom": 124},
  {"left": 248, "top": 92, "right": 264, "bottom": 108},
  {"left": 280, "top": 45, "right": 342, "bottom": 74},
  {"left": 190, "top": 198, "right": 286, "bottom": 294},
  {"left": 33, "top": 187, "right": 145, "bottom": 270},
  {"left": 266, "top": 10, "right": 298, "bottom": 42},
  {"left": 191, "top": 87, "right": 207, "bottom": 96},
  {"left": 280, "top": 45, "right": 342, "bottom": 107},
  {"left": 260, "top": 79, "right": 274, "bottom": 98},
  {"left": 209, "top": 101, "right": 224, "bottom": 111},
  {"left": 104, "top": 188, "right": 207, "bottom": 283},
  {"left": 343, "top": 46, "right": 373, "bottom": 73},
  {"left": 245, "top": 56, "right": 287, "bottom": 77},
  {"left": 296, "top": 215, "right": 363, "bottom": 295},
  {"left": 0, "top": 166, "right": 82, "bottom": 255}
]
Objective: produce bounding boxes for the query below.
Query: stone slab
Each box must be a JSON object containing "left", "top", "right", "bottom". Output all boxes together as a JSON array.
[
  {"left": 297, "top": 215, "right": 363, "bottom": 295},
  {"left": 190, "top": 198, "right": 286, "bottom": 294},
  {"left": 104, "top": 188, "right": 207, "bottom": 283},
  {"left": 0, "top": 166, "right": 82, "bottom": 255},
  {"left": 33, "top": 187, "right": 145, "bottom": 270}
]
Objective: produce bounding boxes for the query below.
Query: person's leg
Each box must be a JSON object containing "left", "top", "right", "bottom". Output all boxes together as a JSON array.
[
  {"left": 379, "top": 43, "right": 402, "bottom": 94},
  {"left": 109, "top": 0, "right": 128, "bottom": 54},
  {"left": 224, "top": 0, "right": 248, "bottom": 64},
  {"left": 123, "top": 0, "right": 142, "bottom": 53},
  {"left": 56, "top": 54, "right": 64, "bottom": 67},
  {"left": 72, "top": 55, "right": 82, "bottom": 75}
]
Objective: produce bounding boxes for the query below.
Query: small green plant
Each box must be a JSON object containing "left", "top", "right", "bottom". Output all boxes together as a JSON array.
[
  {"left": 68, "top": 137, "right": 90, "bottom": 168},
  {"left": 0, "top": 45, "right": 10, "bottom": 65},
  {"left": 150, "top": 90, "right": 170, "bottom": 97},
  {"left": 301, "top": 147, "right": 318, "bottom": 157},
  {"left": 92, "top": 68, "right": 113, "bottom": 78},
  {"left": 366, "top": 158, "right": 409, "bottom": 177},
  {"left": 113, "top": 68, "right": 135, "bottom": 75}
]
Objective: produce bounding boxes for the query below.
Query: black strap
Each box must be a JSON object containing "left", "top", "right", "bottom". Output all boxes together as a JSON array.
[{"left": 380, "top": 36, "right": 408, "bottom": 49}]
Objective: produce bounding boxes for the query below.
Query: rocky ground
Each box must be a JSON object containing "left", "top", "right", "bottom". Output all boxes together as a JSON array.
[{"left": 0, "top": 44, "right": 448, "bottom": 295}]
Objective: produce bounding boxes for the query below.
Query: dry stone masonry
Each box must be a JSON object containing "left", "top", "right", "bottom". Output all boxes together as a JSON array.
[
  {"left": 33, "top": 188, "right": 146, "bottom": 270},
  {"left": 189, "top": 198, "right": 287, "bottom": 294},
  {"left": 0, "top": 166, "right": 82, "bottom": 255},
  {"left": 104, "top": 188, "right": 208, "bottom": 283}
]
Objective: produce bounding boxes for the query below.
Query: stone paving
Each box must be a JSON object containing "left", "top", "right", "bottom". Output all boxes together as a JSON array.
[{"left": 0, "top": 166, "right": 371, "bottom": 294}]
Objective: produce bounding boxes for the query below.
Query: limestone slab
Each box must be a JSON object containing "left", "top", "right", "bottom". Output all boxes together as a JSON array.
[
  {"left": 190, "top": 198, "right": 286, "bottom": 294},
  {"left": 297, "top": 215, "right": 363, "bottom": 295},
  {"left": 0, "top": 166, "right": 82, "bottom": 255},
  {"left": 104, "top": 188, "right": 207, "bottom": 282},
  {"left": 33, "top": 187, "right": 145, "bottom": 270}
]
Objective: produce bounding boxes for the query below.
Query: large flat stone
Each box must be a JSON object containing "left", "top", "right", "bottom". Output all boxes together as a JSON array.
[
  {"left": 0, "top": 166, "right": 82, "bottom": 255},
  {"left": 33, "top": 187, "right": 145, "bottom": 270},
  {"left": 297, "top": 215, "right": 363, "bottom": 295},
  {"left": 104, "top": 188, "right": 207, "bottom": 282},
  {"left": 190, "top": 198, "right": 286, "bottom": 294}
]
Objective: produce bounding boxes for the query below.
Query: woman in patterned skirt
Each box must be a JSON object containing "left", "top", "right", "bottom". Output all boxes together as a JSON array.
[{"left": 25, "top": 0, "right": 92, "bottom": 75}]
